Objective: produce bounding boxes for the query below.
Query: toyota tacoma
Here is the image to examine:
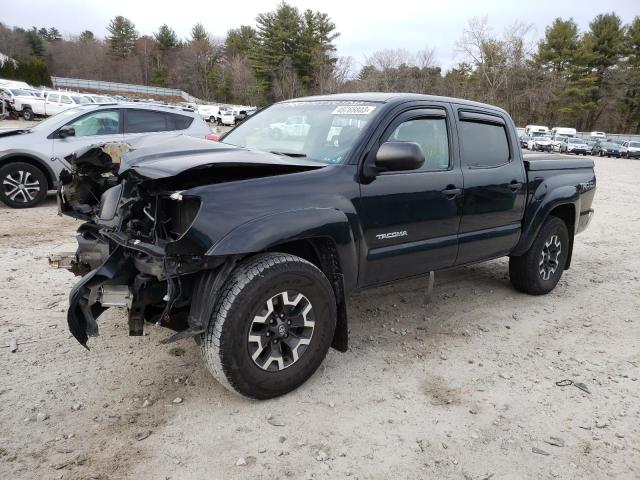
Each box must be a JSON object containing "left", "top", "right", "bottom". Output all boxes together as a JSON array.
[{"left": 56, "top": 93, "right": 596, "bottom": 399}]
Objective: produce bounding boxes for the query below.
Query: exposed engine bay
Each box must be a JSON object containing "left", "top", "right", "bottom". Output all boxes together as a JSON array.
[{"left": 55, "top": 135, "right": 325, "bottom": 348}]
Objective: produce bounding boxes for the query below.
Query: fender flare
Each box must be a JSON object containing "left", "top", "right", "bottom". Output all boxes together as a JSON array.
[
  {"left": 207, "top": 208, "right": 359, "bottom": 291},
  {"left": 512, "top": 184, "right": 579, "bottom": 257},
  {"left": 0, "top": 152, "right": 57, "bottom": 189}
]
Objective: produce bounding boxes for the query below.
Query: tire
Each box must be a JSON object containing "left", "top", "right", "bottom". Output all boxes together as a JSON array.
[
  {"left": 509, "top": 217, "right": 569, "bottom": 295},
  {"left": 0, "top": 162, "right": 48, "bottom": 208},
  {"left": 22, "top": 108, "right": 34, "bottom": 121},
  {"left": 216, "top": 118, "right": 222, "bottom": 126},
  {"left": 200, "top": 253, "right": 337, "bottom": 399},
  {"left": 209, "top": 116, "right": 215, "bottom": 123}
]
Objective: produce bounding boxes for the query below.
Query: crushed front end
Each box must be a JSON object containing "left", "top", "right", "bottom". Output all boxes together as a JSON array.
[{"left": 57, "top": 142, "right": 217, "bottom": 348}]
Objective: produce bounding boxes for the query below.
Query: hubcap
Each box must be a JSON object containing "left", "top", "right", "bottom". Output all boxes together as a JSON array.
[
  {"left": 539, "top": 235, "right": 562, "bottom": 280},
  {"left": 3, "top": 170, "right": 40, "bottom": 203},
  {"left": 248, "top": 290, "right": 314, "bottom": 371}
]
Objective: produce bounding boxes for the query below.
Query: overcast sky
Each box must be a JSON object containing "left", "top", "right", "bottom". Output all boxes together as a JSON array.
[{"left": 1, "top": 0, "right": 638, "bottom": 70}]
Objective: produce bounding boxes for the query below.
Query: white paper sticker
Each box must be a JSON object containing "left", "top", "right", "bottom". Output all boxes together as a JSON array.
[{"left": 332, "top": 105, "right": 376, "bottom": 115}]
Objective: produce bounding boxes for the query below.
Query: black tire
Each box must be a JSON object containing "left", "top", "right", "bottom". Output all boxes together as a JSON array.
[
  {"left": 22, "top": 108, "right": 34, "bottom": 121},
  {"left": 209, "top": 116, "right": 215, "bottom": 123},
  {"left": 201, "top": 253, "right": 337, "bottom": 399},
  {"left": 509, "top": 217, "right": 569, "bottom": 295},
  {"left": 0, "top": 162, "right": 48, "bottom": 208},
  {"left": 216, "top": 118, "right": 222, "bottom": 126}
]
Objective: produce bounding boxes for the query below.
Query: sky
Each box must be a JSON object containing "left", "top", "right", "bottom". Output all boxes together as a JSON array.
[{"left": 1, "top": 0, "right": 638, "bottom": 71}]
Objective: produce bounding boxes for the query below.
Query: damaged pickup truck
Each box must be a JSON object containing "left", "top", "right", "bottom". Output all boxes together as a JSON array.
[{"left": 57, "top": 93, "right": 596, "bottom": 399}]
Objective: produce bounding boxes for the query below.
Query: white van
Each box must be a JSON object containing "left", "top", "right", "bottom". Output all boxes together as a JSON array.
[
  {"left": 590, "top": 131, "right": 606, "bottom": 139},
  {"left": 551, "top": 127, "right": 576, "bottom": 138},
  {"left": 525, "top": 125, "right": 549, "bottom": 137}
]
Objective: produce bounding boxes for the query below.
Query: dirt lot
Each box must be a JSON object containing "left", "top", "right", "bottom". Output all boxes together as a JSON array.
[{"left": 0, "top": 145, "right": 638, "bottom": 479}]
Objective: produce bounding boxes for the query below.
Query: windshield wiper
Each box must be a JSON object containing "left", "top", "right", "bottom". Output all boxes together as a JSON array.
[{"left": 269, "top": 151, "right": 307, "bottom": 158}]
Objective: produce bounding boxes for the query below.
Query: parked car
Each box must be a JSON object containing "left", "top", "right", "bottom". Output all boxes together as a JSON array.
[
  {"left": 528, "top": 135, "right": 553, "bottom": 152},
  {"left": 560, "top": 137, "right": 590, "bottom": 155},
  {"left": 551, "top": 135, "right": 568, "bottom": 152},
  {"left": 198, "top": 105, "right": 235, "bottom": 125},
  {"left": 519, "top": 134, "right": 530, "bottom": 148},
  {"left": 591, "top": 141, "right": 621, "bottom": 157},
  {"left": 56, "top": 93, "right": 596, "bottom": 399},
  {"left": 590, "top": 131, "right": 606, "bottom": 139},
  {"left": 0, "top": 103, "right": 212, "bottom": 208},
  {"left": 0, "top": 87, "right": 38, "bottom": 119},
  {"left": 85, "top": 94, "right": 116, "bottom": 103},
  {"left": 621, "top": 140, "right": 640, "bottom": 158}
]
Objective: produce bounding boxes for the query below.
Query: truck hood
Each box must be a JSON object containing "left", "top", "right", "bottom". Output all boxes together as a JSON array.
[{"left": 66, "top": 134, "right": 326, "bottom": 181}]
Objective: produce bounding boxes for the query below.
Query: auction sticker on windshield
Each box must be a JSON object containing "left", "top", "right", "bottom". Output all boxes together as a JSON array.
[{"left": 332, "top": 105, "right": 376, "bottom": 115}]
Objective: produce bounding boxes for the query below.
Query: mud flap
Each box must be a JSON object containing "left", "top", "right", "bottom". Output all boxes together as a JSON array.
[{"left": 67, "top": 247, "right": 134, "bottom": 348}]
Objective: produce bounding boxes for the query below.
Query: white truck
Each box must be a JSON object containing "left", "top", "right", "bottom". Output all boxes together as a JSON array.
[
  {"left": 13, "top": 91, "right": 92, "bottom": 120},
  {"left": 197, "top": 104, "right": 235, "bottom": 126}
]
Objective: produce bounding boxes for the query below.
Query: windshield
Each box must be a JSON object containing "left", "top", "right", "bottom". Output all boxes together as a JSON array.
[
  {"left": 601, "top": 142, "right": 617, "bottom": 148},
  {"left": 222, "top": 101, "right": 380, "bottom": 164},
  {"left": 531, "top": 131, "right": 547, "bottom": 137},
  {"left": 10, "top": 89, "right": 33, "bottom": 96},
  {"left": 568, "top": 138, "right": 584, "bottom": 144}
]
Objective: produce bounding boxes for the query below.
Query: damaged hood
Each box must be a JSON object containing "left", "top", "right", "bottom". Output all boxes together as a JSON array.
[{"left": 66, "top": 134, "right": 327, "bottom": 180}]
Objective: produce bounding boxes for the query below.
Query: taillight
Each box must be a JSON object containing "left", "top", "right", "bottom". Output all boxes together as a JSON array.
[{"left": 205, "top": 133, "right": 220, "bottom": 141}]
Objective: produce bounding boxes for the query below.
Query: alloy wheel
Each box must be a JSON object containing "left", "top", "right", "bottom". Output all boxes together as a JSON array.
[
  {"left": 3, "top": 169, "right": 41, "bottom": 204},
  {"left": 248, "top": 290, "right": 314, "bottom": 371},
  {"left": 539, "top": 235, "right": 562, "bottom": 281}
]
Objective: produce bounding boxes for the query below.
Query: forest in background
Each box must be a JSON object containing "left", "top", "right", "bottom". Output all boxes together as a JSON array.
[{"left": 0, "top": 2, "right": 639, "bottom": 132}]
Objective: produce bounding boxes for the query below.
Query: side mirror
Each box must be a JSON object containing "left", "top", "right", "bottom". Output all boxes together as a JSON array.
[
  {"left": 375, "top": 141, "right": 425, "bottom": 172},
  {"left": 58, "top": 126, "right": 75, "bottom": 138}
]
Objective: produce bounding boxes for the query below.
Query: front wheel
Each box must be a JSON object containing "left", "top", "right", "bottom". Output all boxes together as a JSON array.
[
  {"left": 22, "top": 108, "right": 34, "bottom": 121},
  {"left": 200, "top": 253, "right": 337, "bottom": 399},
  {"left": 0, "top": 162, "right": 48, "bottom": 208},
  {"left": 509, "top": 217, "right": 569, "bottom": 295}
]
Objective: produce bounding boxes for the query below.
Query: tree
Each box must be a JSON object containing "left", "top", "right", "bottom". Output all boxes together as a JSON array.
[
  {"left": 226, "top": 25, "right": 257, "bottom": 56},
  {"left": 154, "top": 24, "right": 178, "bottom": 51},
  {"left": 536, "top": 18, "right": 579, "bottom": 73},
  {"left": 79, "top": 30, "right": 95, "bottom": 42},
  {"left": 191, "top": 23, "right": 208, "bottom": 43},
  {"left": 107, "top": 16, "right": 138, "bottom": 58}
]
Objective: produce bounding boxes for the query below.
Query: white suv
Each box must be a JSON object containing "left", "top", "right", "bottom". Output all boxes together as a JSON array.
[{"left": 0, "top": 103, "right": 212, "bottom": 208}]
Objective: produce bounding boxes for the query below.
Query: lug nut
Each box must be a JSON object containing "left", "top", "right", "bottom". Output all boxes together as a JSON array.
[
  {"left": 272, "top": 339, "right": 278, "bottom": 344},
  {"left": 287, "top": 320, "right": 291, "bottom": 325},
  {"left": 284, "top": 333, "right": 288, "bottom": 338},
  {"left": 266, "top": 332, "right": 270, "bottom": 337}
]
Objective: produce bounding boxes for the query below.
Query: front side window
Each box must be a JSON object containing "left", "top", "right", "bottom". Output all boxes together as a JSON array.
[
  {"left": 126, "top": 110, "right": 167, "bottom": 133},
  {"left": 460, "top": 121, "right": 510, "bottom": 168},
  {"left": 60, "top": 95, "right": 72, "bottom": 104},
  {"left": 384, "top": 118, "right": 450, "bottom": 171},
  {"left": 48, "top": 94, "right": 59, "bottom": 103},
  {"left": 222, "top": 101, "right": 381, "bottom": 164},
  {"left": 66, "top": 110, "right": 120, "bottom": 137}
]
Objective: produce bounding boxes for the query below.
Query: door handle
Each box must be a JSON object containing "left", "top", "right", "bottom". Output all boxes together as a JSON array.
[
  {"left": 508, "top": 181, "right": 523, "bottom": 192},
  {"left": 441, "top": 186, "right": 462, "bottom": 199}
]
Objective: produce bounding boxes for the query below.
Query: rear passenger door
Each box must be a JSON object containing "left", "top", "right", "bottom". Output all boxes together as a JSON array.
[{"left": 454, "top": 108, "right": 526, "bottom": 265}]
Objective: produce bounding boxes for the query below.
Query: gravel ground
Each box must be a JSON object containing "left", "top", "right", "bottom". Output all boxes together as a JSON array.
[{"left": 0, "top": 131, "right": 638, "bottom": 479}]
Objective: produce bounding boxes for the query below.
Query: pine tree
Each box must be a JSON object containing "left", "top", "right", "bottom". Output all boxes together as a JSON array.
[
  {"left": 191, "top": 23, "right": 208, "bottom": 43},
  {"left": 107, "top": 16, "right": 138, "bottom": 59},
  {"left": 154, "top": 24, "right": 179, "bottom": 51}
]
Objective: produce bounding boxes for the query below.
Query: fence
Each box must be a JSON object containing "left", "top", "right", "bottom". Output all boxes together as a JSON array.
[{"left": 51, "top": 77, "right": 202, "bottom": 104}]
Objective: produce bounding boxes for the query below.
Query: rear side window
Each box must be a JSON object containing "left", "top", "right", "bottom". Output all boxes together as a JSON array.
[
  {"left": 460, "top": 121, "right": 510, "bottom": 168},
  {"left": 167, "top": 113, "right": 193, "bottom": 130},
  {"left": 126, "top": 110, "right": 168, "bottom": 133}
]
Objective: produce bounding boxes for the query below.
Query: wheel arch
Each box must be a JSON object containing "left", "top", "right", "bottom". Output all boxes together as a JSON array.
[
  {"left": 207, "top": 209, "right": 359, "bottom": 352},
  {"left": 512, "top": 184, "right": 579, "bottom": 269},
  {"left": 0, "top": 153, "right": 56, "bottom": 190}
]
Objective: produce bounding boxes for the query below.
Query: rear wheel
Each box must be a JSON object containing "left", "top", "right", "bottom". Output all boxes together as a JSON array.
[
  {"left": 0, "top": 162, "right": 48, "bottom": 208},
  {"left": 509, "top": 217, "right": 569, "bottom": 295},
  {"left": 200, "top": 253, "right": 336, "bottom": 399}
]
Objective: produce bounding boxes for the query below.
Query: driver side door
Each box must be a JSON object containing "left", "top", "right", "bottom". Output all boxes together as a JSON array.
[
  {"left": 52, "top": 109, "right": 124, "bottom": 160},
  {"left": 355, "top": 105, "right": 464, "bottom": 287}
]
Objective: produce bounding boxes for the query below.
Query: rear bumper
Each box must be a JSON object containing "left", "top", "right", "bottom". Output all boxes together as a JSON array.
[{"left": 577, "top": 209, "right": 594, "bottom": 234}]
